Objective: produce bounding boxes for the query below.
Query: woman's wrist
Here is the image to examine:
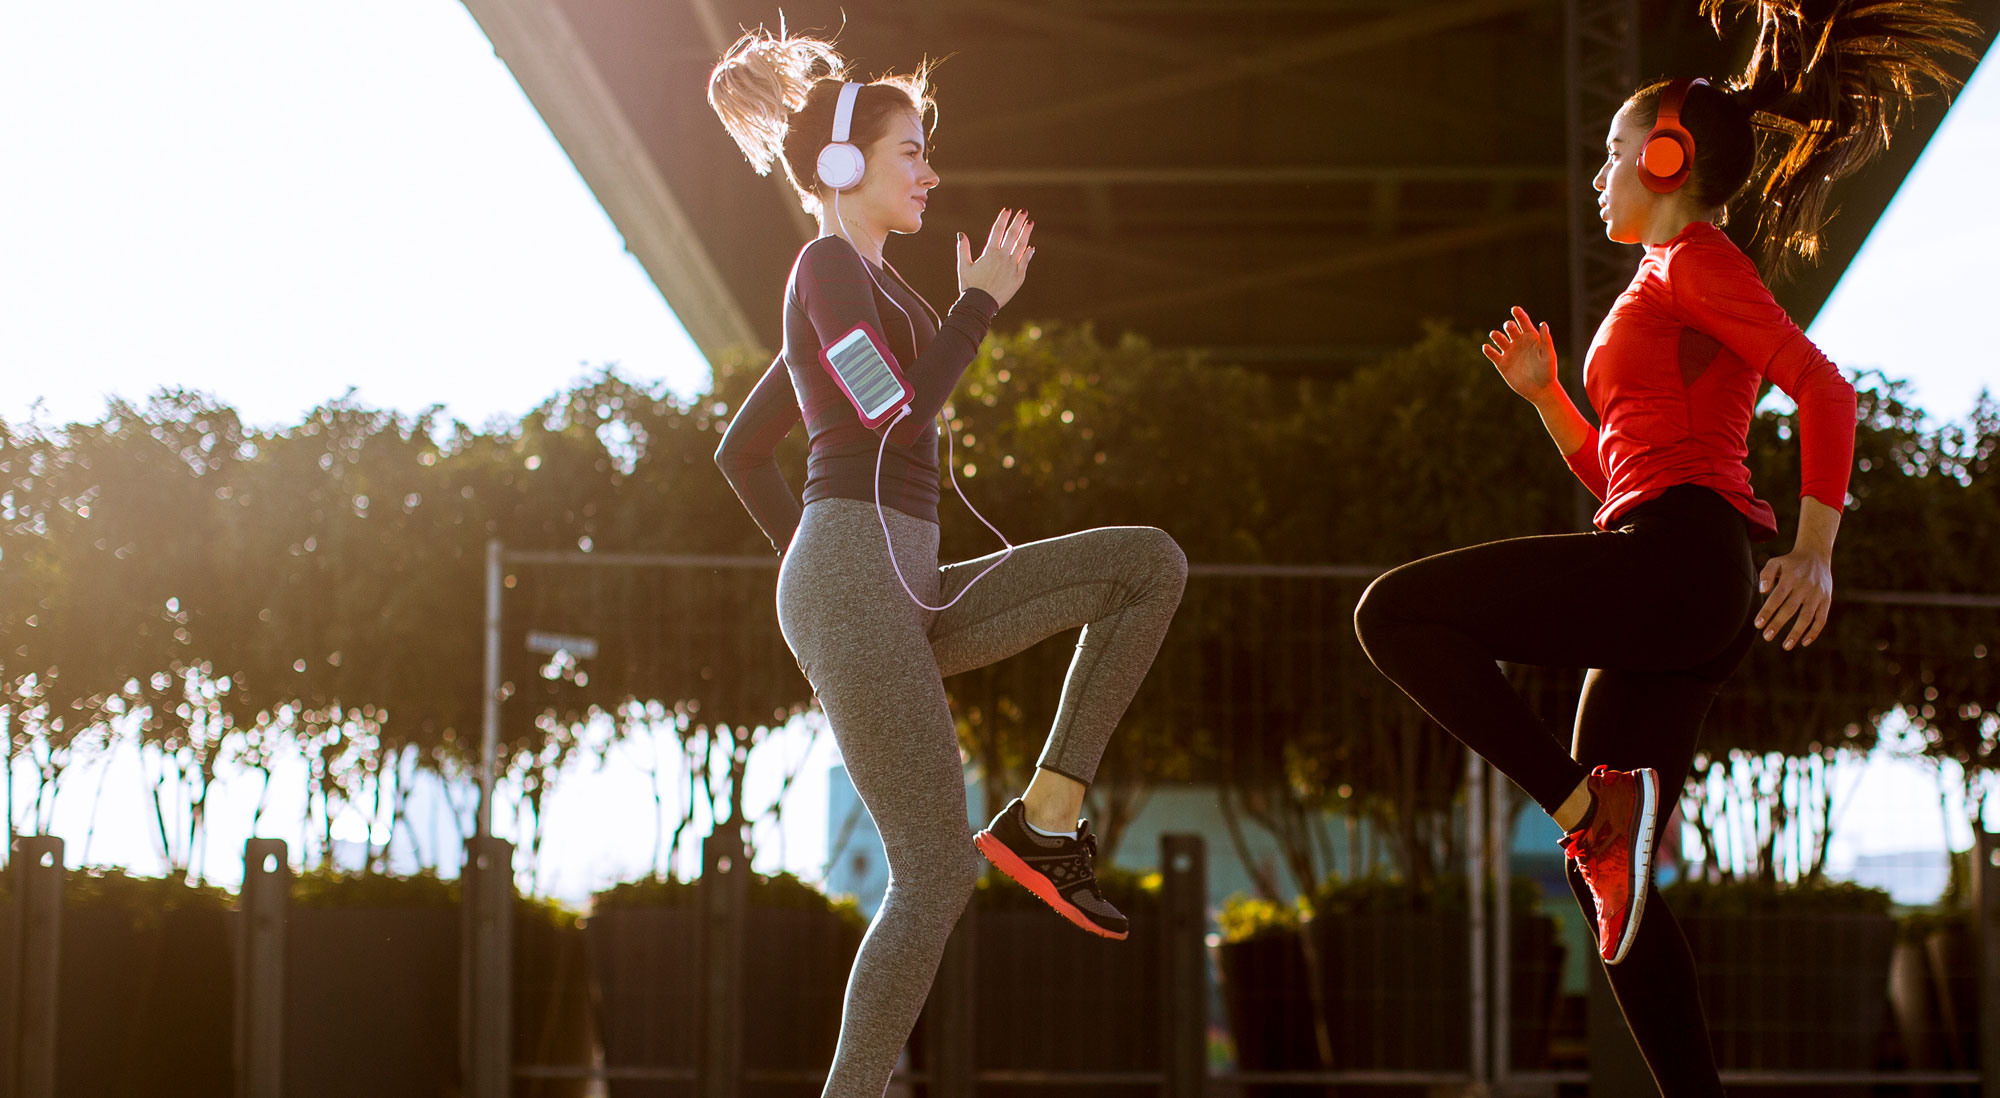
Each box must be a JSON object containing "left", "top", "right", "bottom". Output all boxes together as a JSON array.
[
  {"left": 1792, "top": 496, "right": 1842, "bottom": 561},
  {"left": 1531, "top": 387, "right": 1592, "bottom": 456},
  {"left": 1529, "top": 384, "right": 1574, "bottom": 414}
]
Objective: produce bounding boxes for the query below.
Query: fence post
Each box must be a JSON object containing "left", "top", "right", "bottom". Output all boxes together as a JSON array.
[
  {"left": 1161, "top": 833, "right": 1207, "bottom": 1098},
  {"left": 1977, "top": 829, "right": 2000, "bottom": 1098},
  {"left": 927, "top": 897, "right": 976, "bottom": 1098},
  {"left": 12, "top": 836, "right": 61, "bottom": 1098},
  {"left": 237, "top": 839, "right": 289, "bottom": 1098},
  {"left": 1488, "top": 762, "right": 1515, "bottom": 1086},
  {"left": 1466, "top": 751, "right": 1489, "bottom": 1091},
  {"left": 700, "top": 828, "right": 746, "bottom": 1098},
  {"left": 461, "top": 836, "right": 514, "bottom": 1098},
  {"left": 480, "top": 537, "right": 503, "bottom": 839}
]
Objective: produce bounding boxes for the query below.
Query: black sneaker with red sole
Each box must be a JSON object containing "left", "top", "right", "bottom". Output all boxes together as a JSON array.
[{"left": 974, "top": 798, "right": 1129, "bottom": 940}]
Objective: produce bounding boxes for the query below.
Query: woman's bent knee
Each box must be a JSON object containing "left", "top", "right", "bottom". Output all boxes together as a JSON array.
[
  {"left": 1354, "top": 569, "right": 1411, "bottom": 645},
  {"left": 1131, "top": 526, "right": 1188, "bottom": 591}
]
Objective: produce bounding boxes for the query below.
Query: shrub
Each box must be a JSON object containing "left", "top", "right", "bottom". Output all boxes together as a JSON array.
[
  {"left": 1662, "top": 875, "right": 1892, "bottom": 916},
  {"left": 593, "top": 870, "right": 863, "bottom": 929}
]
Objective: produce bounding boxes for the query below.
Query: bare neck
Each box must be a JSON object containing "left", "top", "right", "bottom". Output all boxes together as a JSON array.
[
  {"left": 817, "top": 200, "right": 887, "bottom": 266},
  {"left": 1640, "top": 200, "right": 1722, "bottom": 247}
]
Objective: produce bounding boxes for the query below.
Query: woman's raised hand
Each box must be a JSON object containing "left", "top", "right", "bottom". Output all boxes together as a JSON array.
[
  {"left": 1481, "top": 306, "right": 1560, "bottom": 403},
  {"left": 957, "top": 208, "right": 1035, "bottom": 311}
]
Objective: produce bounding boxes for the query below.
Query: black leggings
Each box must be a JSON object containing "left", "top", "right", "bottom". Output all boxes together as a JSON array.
[{"left": 1354, "top": 484, "right": 1758, "bottom": 1098}]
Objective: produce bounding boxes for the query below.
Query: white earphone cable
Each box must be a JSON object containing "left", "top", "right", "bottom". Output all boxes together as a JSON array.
[
  {"left": 832, "top": 183, "right": 1013, "bottom": 610},
  {"left": 875, "top": 405, "right": 1014, "bottom": 612}
]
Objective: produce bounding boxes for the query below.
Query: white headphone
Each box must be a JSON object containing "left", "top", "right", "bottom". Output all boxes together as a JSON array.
[{"left": 816, "top": 81, "right": 866, "bottom": 191}]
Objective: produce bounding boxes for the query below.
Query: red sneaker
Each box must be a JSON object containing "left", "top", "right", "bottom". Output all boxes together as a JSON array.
[{"left": 1561, "top": 765, "right": 1659, "bottom": 965}]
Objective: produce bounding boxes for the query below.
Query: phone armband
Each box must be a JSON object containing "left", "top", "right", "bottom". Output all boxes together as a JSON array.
[{"left": 818, "top": 323, "right": 914, "bottom": 429}]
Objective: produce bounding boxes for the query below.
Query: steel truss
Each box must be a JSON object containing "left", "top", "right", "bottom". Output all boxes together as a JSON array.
[{"left": 1563, "top": 0, "right": 1639, "bottom": 400}]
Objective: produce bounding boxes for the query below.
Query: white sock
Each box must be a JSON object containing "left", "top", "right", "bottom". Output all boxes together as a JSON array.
[{"left": 1024, "top": 815, "right": 1078, "bottom": 839}]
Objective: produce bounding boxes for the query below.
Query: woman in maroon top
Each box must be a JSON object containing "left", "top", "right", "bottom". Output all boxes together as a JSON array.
[
  {"left": 1353, "top": 2, "right": 1974, "bottom": 1092},
  {"left": 709, "top": 31, "right": 1186, "bottom": 1097}
]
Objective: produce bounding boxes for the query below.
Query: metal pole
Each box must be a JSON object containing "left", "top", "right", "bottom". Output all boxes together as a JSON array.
[
  {"left": 1466, "top": 748, "right": 1489, "bottom": 1091},
  {"left": 237, "top": 839, "right": 290, "bottom": 1098},
  {"left": 700, "top": 829, "right": 747, "bottom": 1098},
  {"left": 480, "top": 537, "right": 502, "bottom": 840},
  {"left": 13, "top": 836, "right": 62, "bottom": 1098},
  {"left": 1977, "top": 829, "right": 2000, "bottom": 1098},
  {"left": 1162, "top": 834, "right": 1208, "bottom": 1098},
  {"left": 1490, "top": 762, "right": 1514, "bottom": 1086},
  {"left": 461, "top": 836, "right": 515, "bottom": 1098}
]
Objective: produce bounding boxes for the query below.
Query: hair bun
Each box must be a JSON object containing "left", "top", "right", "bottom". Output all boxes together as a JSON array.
[{"left": 708, "top": 30, "right": 846, "bottom": 176}]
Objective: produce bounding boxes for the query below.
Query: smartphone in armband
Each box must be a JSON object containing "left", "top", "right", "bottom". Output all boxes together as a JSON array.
[{"left": 818, "top": 323, "right": 914, "bottom": 429}]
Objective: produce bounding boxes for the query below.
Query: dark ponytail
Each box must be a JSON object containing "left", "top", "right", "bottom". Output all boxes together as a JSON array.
[{"left": 1632, "top": 0, "right": 1979, "bottom": 279}]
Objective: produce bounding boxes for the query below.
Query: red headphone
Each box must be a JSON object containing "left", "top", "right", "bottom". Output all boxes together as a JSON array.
[{"left": 1638, "top": 78, "right": 1708, "bottom": 194}]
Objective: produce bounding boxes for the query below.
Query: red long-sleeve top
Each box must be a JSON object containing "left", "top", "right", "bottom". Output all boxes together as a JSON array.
[{"left": 1565, "top": 221, "right": 1857, "bottom": 542}]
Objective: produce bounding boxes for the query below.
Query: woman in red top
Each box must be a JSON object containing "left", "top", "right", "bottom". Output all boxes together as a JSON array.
[{"left": 1353, "top": 2, "right": 1974, "bottom": 1092}]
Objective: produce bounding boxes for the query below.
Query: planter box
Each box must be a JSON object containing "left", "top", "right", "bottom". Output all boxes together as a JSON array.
[
  {"left": 516, "top": 918, "right": 595, "bottom": 1098},
  {"left": 284, "top": 906, "right": 459, "bottom": 1098},
  {"left": 587, "top": 906, "right": 695, "bottom": 1098},
  {"left": 1928, "top": 920, "right": 1979, "bottom": 1069},
  {"left": 1219, "top": 911, "right": 1565, "bottom": 1094},
  {"left": 1678, "top": 911, "right": 1897, "bottom": 1078},
  {"left": 280, "top": 903, "right": 588, "bottom": 1098},
  {"left": 969, "top": 898, "right": 1165, "bottom": 1098},
  {"left": 587, "top": 904, "right": 861, "bottom": 1098},
  {"left": 1889, "top": 917, "right": 1978, "bottom": 1075},
  {"left": 56, "top": 901, "right": 233, "bottom": 1098},
  {"left": 0, "top": 905, "right": 14, "bottom": 1092}
]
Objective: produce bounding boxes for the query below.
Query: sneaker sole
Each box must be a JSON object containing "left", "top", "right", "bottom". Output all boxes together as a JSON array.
[
  {"left": 1605, "top": 768, "right": 1658, "bottom": 966},
  {"left": 973, "top": 830, "right": 1129, "bottom": 941}
]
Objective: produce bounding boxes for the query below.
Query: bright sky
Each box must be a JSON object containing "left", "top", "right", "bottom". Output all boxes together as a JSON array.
[
  {"left": 1806, "top": 51, "right": 2000, "bottom": 421},
  {"left": 1, "top": 2, "right": 1992, "bottom": 899},
  {"left": 0, "top": 0, "right": 710, "bottom": 432}
]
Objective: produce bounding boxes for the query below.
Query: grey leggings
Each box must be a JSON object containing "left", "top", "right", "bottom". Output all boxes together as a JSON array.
[{"left": 776, "top": 498, "right": 1187, "bottom": 1098}]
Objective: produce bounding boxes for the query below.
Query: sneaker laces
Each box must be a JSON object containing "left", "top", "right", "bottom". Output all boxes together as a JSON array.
[{"left": 1069, "top": 822, "right": 1110, "bottom": 903}]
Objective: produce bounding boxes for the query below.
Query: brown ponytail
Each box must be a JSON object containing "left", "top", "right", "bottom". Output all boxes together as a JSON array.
[
  {"left": 707, "top": 28, "right": 937, "bottom": 213},
  {"left": 1631, "top": 0, "right": 1979, "bottom": 279}
]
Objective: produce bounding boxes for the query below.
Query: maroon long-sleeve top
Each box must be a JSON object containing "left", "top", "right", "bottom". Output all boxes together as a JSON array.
[{"left": 715, "top": 236, "right": 999, "bottom": 554}]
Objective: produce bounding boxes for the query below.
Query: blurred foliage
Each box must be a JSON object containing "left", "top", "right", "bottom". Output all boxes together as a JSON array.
[
  {"left": 589, "top": 872, "right": 698, "bottom": 909},
  {"left": 291, "top": 868, "right": 459, "bottom": 908},
  {"left": 1218, "top": 873, "right": 1548, "bottom": 942},
  {"left": 1, "top": 323, "right": 1994, "bottom": 906},
  {"left": 1661, "top": 874, "right": 1893, "bottom": 915},
  {"left": 285, "top": 866, "right": 580, "bottom": 925},
  {"left": 62, "top": 868, "right": 233, "bottom": 926},
  {"left": 1898, "top": 906, "right": 1972, "bottom": 942},
  {"left": 591, "top": 869, "right": 864, "bottom": 929},
  {"left": 1217, "top": 893, "right": 1304, "bottom": 943}
]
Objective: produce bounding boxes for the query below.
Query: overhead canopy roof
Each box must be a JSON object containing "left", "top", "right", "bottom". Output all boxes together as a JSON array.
[{"left": 462, "top": 0, "right": 1994, "bottom": 373}]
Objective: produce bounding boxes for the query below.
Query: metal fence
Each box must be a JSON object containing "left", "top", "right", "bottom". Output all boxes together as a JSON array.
[
  {"left": 463, "top": 547, "right": 2000, "bottom": 1097},
  {"left": 5, "top": 550, "right": 1996, "bottom": 1097}
]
